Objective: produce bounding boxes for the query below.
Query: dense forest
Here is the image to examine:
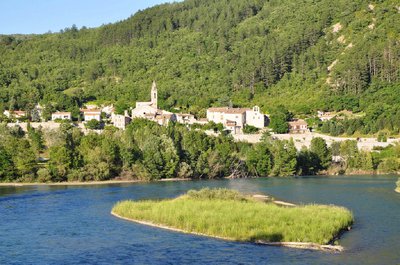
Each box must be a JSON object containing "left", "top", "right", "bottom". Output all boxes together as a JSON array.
[
  {"left": 0, "top": 0, "right": 399, "bottom": 125},
  {"left": 1, "top": 120, "right": 398, "bottom": 182}
]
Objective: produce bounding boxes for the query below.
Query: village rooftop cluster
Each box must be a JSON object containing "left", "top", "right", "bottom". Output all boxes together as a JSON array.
[{"left": 2, "top": 82, "right": 351, "bottom": 134}]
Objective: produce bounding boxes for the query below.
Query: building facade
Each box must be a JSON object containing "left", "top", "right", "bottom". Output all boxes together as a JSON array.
[
  {"left": 52, "top": 112, "right": 71, "bottom": 121},
  {"left": 82, "top": 109, "right": 102, "bottom": 122},
  {"left": 207, "top": 106, "right": 266, "bottom": 134},
  {"left": 245, "top": 106, "right": 267, "bottom": 129},
  {"left": 175, "top": 113, "right": 196, "bottom": 125},
  {"left": 111, "top": 112, "right": 132, "bottom": 130},
  {"left": 288, "top": 119, "right": 309, "bottom": 133}
]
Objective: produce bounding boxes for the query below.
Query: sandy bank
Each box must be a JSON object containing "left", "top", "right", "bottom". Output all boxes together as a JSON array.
[
  {"left": 111, "top": 211, "right": 344, "bottom": 252},
  {"left": 0, "top": 178, "right": 190, "bottom": 187}
]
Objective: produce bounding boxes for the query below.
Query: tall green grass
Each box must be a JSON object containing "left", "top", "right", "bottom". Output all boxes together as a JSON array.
[{"left": 112, "top": 189, "right": 353, "bottom": 245}]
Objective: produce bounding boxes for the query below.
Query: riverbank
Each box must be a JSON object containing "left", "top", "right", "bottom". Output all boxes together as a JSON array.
[
  {"left": 0, "top": 178, "right": 190, "bottom": 187},
  {"left": 112, "top": 188, "right": 353, "bottom": 252}
]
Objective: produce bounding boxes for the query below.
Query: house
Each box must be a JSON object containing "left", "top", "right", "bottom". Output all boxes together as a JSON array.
[
  {"left": 3, "top": 110, "right": 26, "bottom": 119},
  {"left": 289, "top": 119, "right": 309, "bottom": 133},
  {"left": 194, "top": 118, "right": 209, "bottom": 125},
  {"left": 207, "top": 106, "right": 267, "bottom": 134},
  {"left": 155, "top": 112, "right": 177, "bottom": 126},
  {"left": 52, "top": 112, "right": 71, "bottom": 121},
  {"left": 111, "top": 111, "right": 131, "bottom": 130},
  {"left": 102, "top": 105, "right": 115, "bottom": 117},
  {"left": 318, "top": 110, "right": 354, "bottom": 122},
  {"left": 81, "top": 109, "right": 102, "bottom": 122},
  {"left": 176, "top": 113, "right": 196, "bottom": 125},
  {"left": 245, "top": 106, "right": 267, "bottom": 129},
  {"left": 207, "top": 107, "right": 249, "bottom": 134},
  {"left": 13, "top": 111, "right": 26, "bottom": 118},
  {"left": 317, "top": 111, "right": 336, "bottom": 121},
  {"left": 3, "top": 110, "right": 11, "bottom": 118}
]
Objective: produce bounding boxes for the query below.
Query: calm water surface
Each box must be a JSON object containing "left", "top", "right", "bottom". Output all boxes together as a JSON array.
[{"left": 1, "top": 176, "right": 399, "bottom": 265}]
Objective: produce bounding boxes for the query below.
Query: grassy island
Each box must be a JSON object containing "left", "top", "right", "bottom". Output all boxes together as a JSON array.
[{"left": 112, "top": 189, "right": 353, "bottom": 251}]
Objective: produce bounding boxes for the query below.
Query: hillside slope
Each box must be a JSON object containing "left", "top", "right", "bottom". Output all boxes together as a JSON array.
[{"left": 0, "top": 0, "right": 399, "bottom": 117}]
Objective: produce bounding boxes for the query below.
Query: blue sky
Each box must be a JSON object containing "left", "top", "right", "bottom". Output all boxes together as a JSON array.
[{"left": 0, "top": 0, "right": 179, "bottom": 34}]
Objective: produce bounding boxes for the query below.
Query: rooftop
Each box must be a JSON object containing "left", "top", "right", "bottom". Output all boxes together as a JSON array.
[
  {"left": 289, "top": 119, "right": 308, "bottom": 126},
  {"left": 208, "top": 107, "right": 250, "bottom": 114}
]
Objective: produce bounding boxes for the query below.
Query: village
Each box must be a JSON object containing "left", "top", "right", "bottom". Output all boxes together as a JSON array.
[{"left": 2, "top": 82, "right": 398, "bottom": 151}]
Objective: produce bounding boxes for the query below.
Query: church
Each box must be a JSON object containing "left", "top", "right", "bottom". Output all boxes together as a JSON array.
[{"left": 131, "top": 81, "right": 176, "bottom": 126}]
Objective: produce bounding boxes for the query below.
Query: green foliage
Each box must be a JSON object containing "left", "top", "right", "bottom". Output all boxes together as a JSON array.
[
  {"left": 85, "top": 120, "right": 102, "bottom": 130},
  {"left": 246, "top": 142, "right": 272, "bottom": 177},
  {"left": 0, "top": 145, "right": 14, "bottom": 181},
  {"left": 297, "top": 148, "right": 320, "bottom": 175},
  {"left": 270, "top": 140, "right": 297, "bottom": 177},
  {"left": 377, "top": 132, "right": 388, "bottom": 143},
  {"left": 310, "top": 137, "right": 331, "bottom": 170},
  {"left": 0, "top": 0, "right": 398, "bottom": 124},
  {"left": 377, "top": 158, "right": 399, "bottom": 174},
  {"left": 243, "top": 124, "right": 259, "bottom": 134},
  {"left": 186, "top": 188, "right": 247, "bottom": 201},
  {"left": 269, "top": 106, "right": 291, "bottom": 134},
  {"left": 113, "top": 189, "right": 354, "bottom": 245}
]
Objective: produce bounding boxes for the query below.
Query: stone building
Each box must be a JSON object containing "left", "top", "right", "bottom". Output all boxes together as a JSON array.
[
  {"left": 206, "top": 106, "right": 267, "bottom": 134},
  {"left": 52, "top": 112, "right": 71, "bottom": 121},
  {"left": 131, "top": 81, "right": 176, "bottom": 126},
  {"left": 288, "top": 119, "right": 309, "bottom": 133}
]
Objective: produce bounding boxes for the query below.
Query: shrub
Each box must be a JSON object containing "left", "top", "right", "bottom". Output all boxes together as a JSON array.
[
  {"left": 186, "top": 188, "right": 247, "bottom": 201},
  {"left": 36, "top": 168, "right": 52, "bottom": 183},
  {"left": 85, "top": 119, "right": 102, "bottom": 130},
  {"left": 243, "top": 125, "right": 259, "bottom": 134}
]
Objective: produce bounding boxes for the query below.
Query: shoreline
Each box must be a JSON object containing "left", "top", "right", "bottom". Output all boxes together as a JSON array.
[
  {"left": 0, "top": 178, "right": 191, "bottom": 187},
  {"left": 111, "top": 211, "right": 344, "bottom": 252},
  {"left": 396, "top": 188, "right": 400, "bottom": 193},
  {"left": 1, "top": 174, "right": 398, "bottom": 187}
]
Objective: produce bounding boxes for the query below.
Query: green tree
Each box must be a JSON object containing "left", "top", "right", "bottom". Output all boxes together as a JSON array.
[
  {"left": 49, "top": 146, "right": 71, "bottom": 182},
  {"left": 340, "top": 140, "right": 359, "bottom": 170},
  {"left": 246, "top": 143, "right": 273, "bottom": 177},
  {"left": 0, "top": 145, "right": 14, "bottom": 181},
  {"left": 310, "top": 137, "right": 331, "bottom": 170},
  {"left": 271, "top": 139, "right": 297, "bottom": 177},
  {"left": 85, "top": 119, "right": 102, "bottom": 130}
]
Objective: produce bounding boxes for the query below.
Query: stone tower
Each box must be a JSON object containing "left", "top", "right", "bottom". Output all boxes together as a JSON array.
[{"left": 151, "top": 81, "right": 158, "bottom": 109}]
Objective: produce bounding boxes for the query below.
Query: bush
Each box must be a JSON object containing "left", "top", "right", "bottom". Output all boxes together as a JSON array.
[
  {"left": 243, "top": 125, "right": 259, "bottom": 134},
  {"left": 85, "top": 119, "right": 102, "bottom": 130},
  {"left": 186, "top": 188, "right": 247, "bottom": 201},
  {"left": 36, "top": 168, "right": 52, "bottom": 183},
  {"left": 377, "top": 158, "right": 399, "bottom": 173}
]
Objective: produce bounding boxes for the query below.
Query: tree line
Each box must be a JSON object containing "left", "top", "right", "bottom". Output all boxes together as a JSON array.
[{"left": 1, "top": 120, "right": 399, "bottom": 183}]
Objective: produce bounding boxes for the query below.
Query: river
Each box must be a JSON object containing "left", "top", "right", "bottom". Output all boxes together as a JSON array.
[{"left": 1, "top": 175, "right": 399, "bottom": 265}]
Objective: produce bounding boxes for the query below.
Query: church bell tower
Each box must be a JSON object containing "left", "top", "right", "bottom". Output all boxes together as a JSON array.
[{"left": 151, "top": 81, "right": 158, "bottom": 109}]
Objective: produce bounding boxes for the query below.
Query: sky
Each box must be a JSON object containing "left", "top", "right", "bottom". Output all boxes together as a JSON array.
[{"left": 0, "top": 0, "right": 179, "bottom": 35}]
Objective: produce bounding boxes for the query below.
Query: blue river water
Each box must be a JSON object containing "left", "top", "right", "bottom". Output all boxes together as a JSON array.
[{"left": 1, "top": 175, "right": 399, "bottom": 265}]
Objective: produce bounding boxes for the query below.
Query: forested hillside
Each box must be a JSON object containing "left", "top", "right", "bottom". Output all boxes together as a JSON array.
[{"left": 0, "top": 0, "right": 399, "bottom": 118}]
